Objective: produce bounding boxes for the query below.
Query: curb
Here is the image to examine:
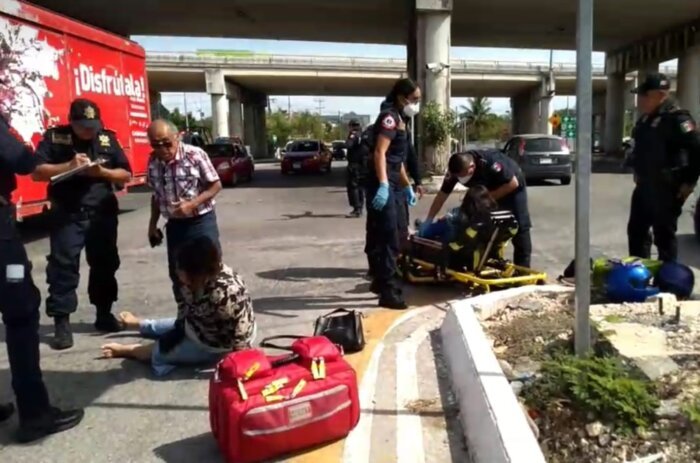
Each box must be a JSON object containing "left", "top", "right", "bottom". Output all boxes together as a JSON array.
[{"left": 440, "top": 285, "right": 573, "bottom": 463}]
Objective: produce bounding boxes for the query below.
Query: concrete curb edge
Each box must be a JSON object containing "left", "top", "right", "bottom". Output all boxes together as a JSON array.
[{"left": 440, "top": 285, "right": 573, "bottom": 463}]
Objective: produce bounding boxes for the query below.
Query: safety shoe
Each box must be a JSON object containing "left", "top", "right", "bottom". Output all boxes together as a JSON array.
[
  {"left": 94, "top": 311, "right": 122, "bottom": 333},
  {"left": 16, "top": 407, "right": 84, "bottom": 444},
  {"left": 0, "top": 402, "right": 15, "bottom": 423},
  {"left": 369, "top": 280, "right": 381, "bottom": 295},
  {"left": 378, "top": 296, "right": 408, "bottom": 310},
  {"left": 51, "top": 316, "right": 73, "bottom": 351}
]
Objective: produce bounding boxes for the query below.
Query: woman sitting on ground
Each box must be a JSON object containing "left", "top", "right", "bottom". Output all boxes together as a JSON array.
[
  {"left": 417, "top": 184, "right": 497, "bottom": 243},
  {"left": 100, "top": 236, "right": 256, "bottom": 376}
]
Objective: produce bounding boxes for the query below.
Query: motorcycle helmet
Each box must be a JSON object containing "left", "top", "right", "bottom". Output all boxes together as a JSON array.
[
  {"left": 605, "top": 261, "right": 659, "bottom": 303},
  {"left": 656, "top": 261, "right": 695, "bottom": 299}
]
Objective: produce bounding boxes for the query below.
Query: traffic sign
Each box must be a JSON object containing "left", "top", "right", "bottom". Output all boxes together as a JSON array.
[{"left": 549, "top": 114, "right": 561, "bottom": 128}]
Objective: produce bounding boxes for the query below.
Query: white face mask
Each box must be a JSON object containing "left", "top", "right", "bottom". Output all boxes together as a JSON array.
[
  {"left": 403, "top": 102, "right": 420, "bottom": 117},
  {"left": 457, "top": 175, "right": 472, "bottom": 184}
]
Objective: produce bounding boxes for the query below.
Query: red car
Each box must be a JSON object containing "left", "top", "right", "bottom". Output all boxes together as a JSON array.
[
  {"left": 281, "top": 140, "right": 332, "bottom": 174},
  {"left": 204, "top": 141, "right": 254, "bottom": 186}
]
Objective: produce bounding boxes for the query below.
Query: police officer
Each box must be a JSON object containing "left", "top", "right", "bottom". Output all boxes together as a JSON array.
[
  {"left": 32, "top": 99, "right": 132, "bottom": 350},
  {"left": 365, "top": 78, "right": 421, "bottom": 309},
  {"left": 345, "top": 119, "right": 368, "bottom": 218},
  {"left": 420, "top": 149, "right": 533, "bottom": 267},
  {"left": 627, "top": 72, "right": 700, "bottom": 261},
  {"left": 0, "top": 115, "right": 84, "bottom": 442}
]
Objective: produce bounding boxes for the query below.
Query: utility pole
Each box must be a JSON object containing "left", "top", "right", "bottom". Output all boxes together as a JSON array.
[
  {"left": 287, "top": 96, "right": 292, "bottom": 119},
  {"left": 313, "top": 97, "right": 325, "bottom": 115},
  {"left": 183, "top": 93, "right": 190, "bottom": 131}
]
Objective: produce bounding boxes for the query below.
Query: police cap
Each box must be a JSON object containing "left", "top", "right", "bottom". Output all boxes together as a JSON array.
[
  {"left": 631, "top": 72, "right": 671, "bottom": 95},
  {"left": 348, "top": 119, "right": 360, "bottom": 128},
  {"left": 69, "top": 98, "right": 102, "bottom": 130}
]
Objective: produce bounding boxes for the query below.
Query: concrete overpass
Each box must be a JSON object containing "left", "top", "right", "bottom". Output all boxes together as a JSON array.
[{"left": 28, "top": 0, "right": 700, "bottom": 159}]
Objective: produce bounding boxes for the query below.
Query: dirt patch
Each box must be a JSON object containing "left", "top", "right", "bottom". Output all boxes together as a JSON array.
[{"left": 480, "top": 293, "right": 700, "bottom": 463}]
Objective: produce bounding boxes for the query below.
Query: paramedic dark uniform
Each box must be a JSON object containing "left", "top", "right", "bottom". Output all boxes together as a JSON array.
[
  {"left": 36, "top": 125, "right": 131, "bottom": 319},
  {"left": 440, "top": 149, "right": 532, "bottom": 267},
  {"left": 345, "top": 128, "right": 367, "bottom": 213},
  {"left": 365, "top": 108, "right": 409, "bottom": 301},
  {"left": 628, "top": 99, "right": 700, "bottom": 261},
  {"left": 0, "top": 117, "right": 51, "bottom": 421}
]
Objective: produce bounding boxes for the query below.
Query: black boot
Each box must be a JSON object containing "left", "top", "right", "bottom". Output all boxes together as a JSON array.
[
  {"left": 16, "top": 407, "right": 84, "bottom": 443},
  {"left": 378, "top": 290, "right": 408, "bottom": 310},
  {"left": 51, "top": 316, "right": 73, "bottom": 351},
  {"left": 94, "top": 306, "right": 122, "bottom": 333},
  {"left": 369, "top": 280, "right": 381, "bottom": 295},
  {"left": 347, "top": 208, "right": 362, "bottom": 218},
  {"left": 0, "top": 402, "right": 15, "bottom": 423}
]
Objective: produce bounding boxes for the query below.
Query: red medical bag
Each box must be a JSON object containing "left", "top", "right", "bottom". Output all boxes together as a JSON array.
[{"left": 209, "top": 336, "right": 360, "bottom": 463}]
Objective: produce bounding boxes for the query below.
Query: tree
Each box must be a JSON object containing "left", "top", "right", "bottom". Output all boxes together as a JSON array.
[
  {"left": 267, "top": 110, "right": 293, "bottom": 146},
  {"left": 292, "top": 111, "right": 325, "bottom": 140},
  {"left": 459, "top": 97, "right": 493, "bottom": 140}
]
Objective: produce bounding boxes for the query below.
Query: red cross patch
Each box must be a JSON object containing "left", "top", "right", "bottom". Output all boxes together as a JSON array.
[
  {"left": 681, "top": 120, "right": 696, "bottom": 133},
  {"left": 491, "top": 162, "right": 502, "bottom": 173},
  {"left": 381, "top": 115, "right": 397, "bottom": 130}
]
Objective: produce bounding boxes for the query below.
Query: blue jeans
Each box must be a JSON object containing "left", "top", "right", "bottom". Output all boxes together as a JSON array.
[
  {"left": 139, "top": 317, "right": 225, "bottom": 377},
  {"left": 421, "top": 219, "right": 456, "bottom": 244}
]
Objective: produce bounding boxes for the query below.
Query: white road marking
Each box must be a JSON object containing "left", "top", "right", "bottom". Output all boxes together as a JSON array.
[
  {"left": 342, "top": 307, "right": 431, "bottom": 463},
  {"left": 396, "top": 325, "right": 431, "bottom": 463}
]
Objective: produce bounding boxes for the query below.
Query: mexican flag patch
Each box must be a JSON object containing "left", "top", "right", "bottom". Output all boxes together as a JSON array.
[{"left": 681, "top": 120, "right": 695, "bottom": 133}]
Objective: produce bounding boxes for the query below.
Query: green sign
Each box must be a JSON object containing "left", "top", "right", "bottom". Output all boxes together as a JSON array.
[{"left": 561, "top": 116, "right": 577, "bottom": 138}]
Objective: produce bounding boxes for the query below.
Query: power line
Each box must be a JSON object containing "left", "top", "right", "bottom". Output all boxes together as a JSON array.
[{"left": 313, "top": 97, "right": 325, "bottom": 115}]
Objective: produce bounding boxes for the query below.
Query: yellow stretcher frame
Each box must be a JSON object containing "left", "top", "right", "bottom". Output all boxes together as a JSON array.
[{"left": 398, "top": 239, "right": 548, "bottom": 293}]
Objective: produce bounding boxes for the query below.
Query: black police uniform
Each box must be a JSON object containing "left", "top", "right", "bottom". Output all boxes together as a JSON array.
[
  {"left": 365, "top": 107, "right": 409, "bottom": 306},
  {"left": 36, "top": 122, "right": 131, "bottom": 329},
  {"left": 440, "top": 149, "right": 533, "bottom": 267},
  {"left": 0, "top": 117, "right": 83, "bottom": 440},
  {"left": 345, "top": 127, "right": 368, "bottom": 215},
  {"left": 627, "top": 98, "right": 700, "bottom": 261}
]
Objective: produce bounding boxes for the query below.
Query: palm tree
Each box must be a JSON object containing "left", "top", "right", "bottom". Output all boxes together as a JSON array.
[{"left": 459, "top": 97, "right": 493, "bottom": 141}]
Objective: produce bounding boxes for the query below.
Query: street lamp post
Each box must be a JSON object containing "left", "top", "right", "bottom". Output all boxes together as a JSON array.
[{"left": 575, "top": 0, "right": 594, "bottom": 356}]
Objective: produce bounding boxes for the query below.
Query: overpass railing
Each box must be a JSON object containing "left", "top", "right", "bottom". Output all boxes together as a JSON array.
[{"left": 146, "top": 51, "right": 676, "bottom": 76}]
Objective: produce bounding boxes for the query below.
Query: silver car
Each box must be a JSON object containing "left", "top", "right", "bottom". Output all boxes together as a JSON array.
[{"left": 503, "top": 134, "right": 573, "bottom": 185}]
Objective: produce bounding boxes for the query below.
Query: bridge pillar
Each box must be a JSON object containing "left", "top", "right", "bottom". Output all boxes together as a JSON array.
[
  {"left": 510, "top": 91, "right": 538, "bottom": 134},
  {"left": 226, "top": 82, "right": 244, "bottom": 138},
  {"left": 538, "top": 76, "right": 554, "bottom": 135},
  {"left": 677, "top": 45, "right": 700, "bottom": 120},
  {"left": 410, "top": 0, "right": 452, "bottom": 172},
  {"left": 206, "top": 69, "right": 229, "bottom": 139},
  {"left": 243, "top": 90, "right": 268, "bottom": 159},
  {"left": 604, "top": 72, "right": 625, "bottom": 154}
]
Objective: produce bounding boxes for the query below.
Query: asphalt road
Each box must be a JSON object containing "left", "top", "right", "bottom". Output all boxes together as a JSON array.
[{"left": 1, "top": 161, "right": 699, "bottom": 462}]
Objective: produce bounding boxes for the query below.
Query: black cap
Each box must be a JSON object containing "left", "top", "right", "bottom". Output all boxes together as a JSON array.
[
  {"left": 69, "top": 98, "right": 102, "bottom": 130},
  {"left": 631, "top": 72, "right": 671, "bottom": 95},
  {"left": 349, "top": 119, "right": 360, "bottom": 127}
]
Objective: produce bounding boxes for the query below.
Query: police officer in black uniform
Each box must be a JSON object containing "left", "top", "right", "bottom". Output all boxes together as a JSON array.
[
  {"left": 32, "top": 99, "right": 132, "bottom": 350},
  {"left": 345, "top": 119, "right": 368, "bottom": 218},
  {"left": 365, "top": 78, "right": 421, "bottom": 309},
  {"left": 627, "top": 73, "right": 700, "bottom": 261},
  {"left": 421, "top": 149, "right": 533, "bottom": 267},
  {"left": 0, "top": 116, "right": 84, "bottom": 442}
]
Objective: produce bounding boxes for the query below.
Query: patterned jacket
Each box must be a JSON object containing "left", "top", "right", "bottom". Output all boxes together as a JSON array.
[{"left": 178, "top": 265, "right": 255, "bottom": 351}]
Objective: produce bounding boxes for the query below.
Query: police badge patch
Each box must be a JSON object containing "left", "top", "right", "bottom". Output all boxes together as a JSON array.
[
  {"left": 98, "top": 134, "right": 111, "bottom": 147},
  {"left": 381, "top": 115, "right": 396, "bottom": 130},
  {"left": 681, "top": 120, "right": 696, "bottom": 133},
  {"left": 491, "top": 162, "right": 502, "bottom": 173}
]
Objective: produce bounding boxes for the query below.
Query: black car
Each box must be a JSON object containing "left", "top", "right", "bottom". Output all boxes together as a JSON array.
[{"left": 331, "top": 140, "right": 346, "bottom": 160}]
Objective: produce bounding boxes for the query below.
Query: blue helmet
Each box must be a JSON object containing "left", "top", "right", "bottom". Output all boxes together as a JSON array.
[
  {"left": 656, "top": 262, "right": 695, "bottom": 299},
  {"left": 605, "top": 262, "right": 659, "bottom": 303}
]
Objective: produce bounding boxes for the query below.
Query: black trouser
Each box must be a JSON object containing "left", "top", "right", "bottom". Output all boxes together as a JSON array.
[
  {"left": 165, "top": 211, "right": 221, "bottom": 303},
  {"left": 627, "top": 183, "right": 683, "bottom": 261},
  {"left": 46, "top": 198, "right": 120, "bottom": 318},
  {"left": 346, "top": 163, "right": 365, "bottom": 212},
  {"left": 0, "top": 207, "right": 50, "bottom": 420},
  {"left": 364, "top": 180, "right": 408, "bottom": 299},
  {"left": 498, "top": 186, "right": 532, "bottom": 268}
]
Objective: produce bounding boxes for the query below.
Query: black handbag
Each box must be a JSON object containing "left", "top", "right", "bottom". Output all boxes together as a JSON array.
[{"left": 313, "top": 308, "right": 365, "bottom": 353}]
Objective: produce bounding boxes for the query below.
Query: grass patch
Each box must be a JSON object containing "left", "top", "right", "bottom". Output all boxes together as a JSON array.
[
  {"left": 681, "top": 396, "right": 700, "bottom": 430},
  {"left": 603, "top": 314, "right": 626, "bottom": 324},
  {"left": 522, "top": 354, "right": 659, "bottom": 433}
]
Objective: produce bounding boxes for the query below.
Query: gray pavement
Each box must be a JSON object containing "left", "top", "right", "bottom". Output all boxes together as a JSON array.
[{"left": 1, "top": 162, "right": 699, "bottom": 462}]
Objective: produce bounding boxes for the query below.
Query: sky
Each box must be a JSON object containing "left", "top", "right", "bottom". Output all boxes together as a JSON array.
[{"left": 133, "top": 36, "right": 676, "bottom": 120}]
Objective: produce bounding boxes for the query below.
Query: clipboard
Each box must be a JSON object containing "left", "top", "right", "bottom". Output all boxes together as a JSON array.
[{"left": 50, "top": 158, "right": 107, "bottom": 185}]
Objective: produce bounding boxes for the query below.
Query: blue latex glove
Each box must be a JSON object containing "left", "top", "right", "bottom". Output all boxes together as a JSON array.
[
  {"left": 372, "top": 182, "right": 390, "bottom": 210},
  {"left": 418, "top": 218, "right": 433, "bottom": 236},
  {"left": 404, "top": 186, "right": 417, "bottom": 207}
]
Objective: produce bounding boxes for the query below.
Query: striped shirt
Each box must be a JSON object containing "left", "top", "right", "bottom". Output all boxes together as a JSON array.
[{"left": 147, "top": 142, "right": 220, "bottom": 219}]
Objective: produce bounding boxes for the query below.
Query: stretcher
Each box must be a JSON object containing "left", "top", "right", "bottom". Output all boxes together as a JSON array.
[{"left": 398, "top": 210, "right": 547, "bottom": 293}]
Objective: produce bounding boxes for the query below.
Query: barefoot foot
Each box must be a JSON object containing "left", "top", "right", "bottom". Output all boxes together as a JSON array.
[
  {"left": 117, "top": 311, "right": 141, "bottom": 330},
  {"left": 100, "top": 342, "right": 141, "bottom": 359}
]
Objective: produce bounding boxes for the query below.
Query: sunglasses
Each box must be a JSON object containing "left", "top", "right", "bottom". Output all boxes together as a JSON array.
[{"left": 150, "top": 139, "right": 173, "bottom": 149}]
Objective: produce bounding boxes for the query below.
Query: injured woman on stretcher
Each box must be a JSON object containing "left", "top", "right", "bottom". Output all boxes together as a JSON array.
[
  {"left": 412, "top": 184, "right": 519, "bottom": 271},
  {"left": 99, "top": 236, "right": 256, "bottom": 376}
]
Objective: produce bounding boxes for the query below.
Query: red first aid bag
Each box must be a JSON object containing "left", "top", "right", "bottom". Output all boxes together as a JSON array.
[{"left": 209, "top": 336, "right": 360, "bottom": 463}]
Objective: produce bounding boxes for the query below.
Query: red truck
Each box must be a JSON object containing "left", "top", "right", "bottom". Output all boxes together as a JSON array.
[{"left": 1, "top": 0, "right": 152, "bottom": 218}]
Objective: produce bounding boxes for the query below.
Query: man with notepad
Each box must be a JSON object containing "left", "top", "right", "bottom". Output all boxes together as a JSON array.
[
  {"left": 32, "top": 99, "right": 132, "bottom": 350},
  {"left": 146, "top": 119, "right": 223, "bottom": 305}
]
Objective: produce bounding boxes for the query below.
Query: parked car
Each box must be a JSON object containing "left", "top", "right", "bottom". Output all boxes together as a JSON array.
[
  {"left": 203, "top": 141, "right": 254, "bottom": 186},
  {"left": 281, "top": 139, "right": 332, "bottom": 174},
  {"left": 503, "top": 134, "right": 572, "bottom": 185},
  {"left": 331, "top": 140, "right": 347, "bottom": 160}
]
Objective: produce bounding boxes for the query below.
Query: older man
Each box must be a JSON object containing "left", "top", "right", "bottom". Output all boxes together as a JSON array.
[{"left": 146, "top": 119, "right": 222, "bottom": 303}]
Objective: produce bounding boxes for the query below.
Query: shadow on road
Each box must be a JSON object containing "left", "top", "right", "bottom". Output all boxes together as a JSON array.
[
  {"left": 257, "top": 267, "right": 366, "bottom": 282},
  {"left": 252, "top": 294, "right": 376, "bottom": 316},
  {"left": 678, "top": 233, "right": 700, "bottom": 269},
  {"left": 279, "top": 211, "right": 348, "bottom": 220},
  {"left": 153, "top": 433, "right": 223, "bottom": 463}
]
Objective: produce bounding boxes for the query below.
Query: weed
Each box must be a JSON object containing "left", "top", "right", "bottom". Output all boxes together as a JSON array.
[
  {"left": 681, "top": 396, "right": 700, "bottom": 430},
  {"left": 603, "top": 314, "right": 626, "bottom": 324}
]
